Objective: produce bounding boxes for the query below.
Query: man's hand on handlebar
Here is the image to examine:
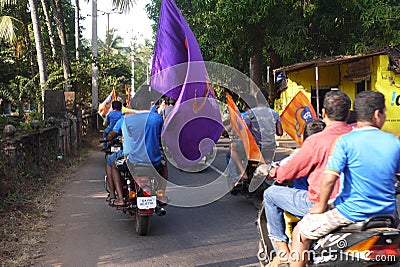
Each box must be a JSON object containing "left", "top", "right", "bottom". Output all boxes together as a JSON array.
[
  {"left": 268, "top": 167, "right": 276, "bottom": 180},
  {"left": 254, "top": 163, "right": 275, "bottom": 180}
]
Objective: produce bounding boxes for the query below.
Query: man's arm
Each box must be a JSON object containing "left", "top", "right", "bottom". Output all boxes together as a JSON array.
[
  {"left": 105, "top": 130, "right": 118, "bottom": 142},
  {"left": 272, "top": 138, "right": 317, "bottom": 183},
  {"left": 276, "top": 122, "right": 283, "bottom": 136},
  {"left": 272, "top": 110, "right": 283, "bottom": 136},
  {"left": 310, "top": 171, "right": 339, "bottom": 214}
]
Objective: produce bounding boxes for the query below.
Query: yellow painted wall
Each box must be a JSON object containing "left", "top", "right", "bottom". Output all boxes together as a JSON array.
[
  {"left": 275, "top": 55, "right": 400, "bottom": 136},
  {"left": 373, "top": 55, "right": 400, "bottom": 136}
]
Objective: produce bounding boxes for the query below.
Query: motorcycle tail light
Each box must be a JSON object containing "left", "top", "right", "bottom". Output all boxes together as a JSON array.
[
  {"left": 346, "top": 235, "right": 400, "bottom": 260},
  {"left": 345, "top": 236, "right": 379, "bottom": 259},
  {"left": 156, "top": 190, "right": 164, "bottom": 197},
  {"left": 129, "top": 191, "right": 136, "bottom": 199},
  {"left": 369, "top": 244, "right": 400, "bottom": 259},
  {"left": 142, "top": 187, "right": 152, "bottom": 197},
  {"left": 138, "top": 177, "right": 150, "bottom": 183}
]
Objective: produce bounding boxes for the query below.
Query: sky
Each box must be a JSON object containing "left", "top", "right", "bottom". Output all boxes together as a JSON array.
[{"left": 80, "top": 0, "right": 154, "bottom": 46}]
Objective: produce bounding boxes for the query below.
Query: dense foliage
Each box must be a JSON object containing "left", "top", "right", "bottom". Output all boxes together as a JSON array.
[
  {"left": 0, "top": 0, "right": 150, "bottom": 117},
  {"left": 146, "top": 0, "right": 400, "bottom": 96},
  {"left": 1, "top": 0, "right": 400, "bottom": 116}
]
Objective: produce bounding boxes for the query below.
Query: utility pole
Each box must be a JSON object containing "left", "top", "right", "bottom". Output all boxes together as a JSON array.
[
  {"left": 131, "top": 43, "right": 135, "bottom": 92},
  {"left": 98, "top": 8, "right": 121, "bottom": 54},
  {"left": 91, "top": 0, "right": 98, "bottom": 111}
]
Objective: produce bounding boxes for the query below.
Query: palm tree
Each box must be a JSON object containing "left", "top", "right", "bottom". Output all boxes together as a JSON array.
[
  {"left": 111, "top": 0, "right": 136, "bottom": 13},
  {"left": 28, "top": 0, "right": 48, "bottom": 109},
  {"left": 74, "top": 0, "right": 80, "bottom": 61},
  {"left": 49, "top": 0, "right": 71, "bottom": 91},
  {"left": 40, "top": 0, "right": 57, "bottom": 58},
  {"left": 98, "top": 28, "right": 125, "bottom": 54},
  {"left": 0, "top": 0, "right": 23, "bottom": 46}
]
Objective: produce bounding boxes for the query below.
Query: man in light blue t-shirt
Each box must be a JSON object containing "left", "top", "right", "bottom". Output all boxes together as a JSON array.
[
  {"left": 291, "top": 90, "right": 400, "bottom": 266},
  {"left": 110, "top": 110, "right": 167, "bottom": 207}
]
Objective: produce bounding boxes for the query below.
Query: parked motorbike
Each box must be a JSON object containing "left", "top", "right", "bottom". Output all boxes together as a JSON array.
[
  {"left": 105, "top": 158, "right": 168, "bottom": 236},
  {"left": 253, "top": 164, "right": 400, "bottom": 266}
]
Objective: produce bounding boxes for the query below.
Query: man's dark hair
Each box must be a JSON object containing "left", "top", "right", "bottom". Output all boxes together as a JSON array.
[
  {"left": 243, "top": 95, "right": 257, "bottom": 109},
  {"left": 168, "top": 98, "right": 176, "bottom": 105},
  {"left": 354, "top": 90, "right": 385, "bottom": 122},
  {"left": 323, "top": 90, "right": 351, "bottom": 121},
  {"left": 112, "top": 101, "right": 122, "bottom": 111},
  {"left": 256, "top": 90, "right": 268, "bottom": 105},
  {"left": 303, "top": 119, "right": 326, "bottom": 140}
]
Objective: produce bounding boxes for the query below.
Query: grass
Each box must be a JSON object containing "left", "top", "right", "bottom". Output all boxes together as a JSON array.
[{"left": 0, "top": 132, "right": 101, "bottom": 267}]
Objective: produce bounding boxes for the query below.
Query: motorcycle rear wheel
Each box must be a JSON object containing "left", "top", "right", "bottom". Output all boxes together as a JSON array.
[{"left": 135, "top": 212, "right": 151, "bottom": 236}]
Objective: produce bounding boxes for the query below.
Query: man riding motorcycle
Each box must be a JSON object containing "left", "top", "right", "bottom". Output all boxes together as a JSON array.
[
  {"left": 291, "top": 90, "right": 400, "bottom": 266},
  {"left": 261, "top": 90, "right": 352, "bottom": 266},
  {"left": 104, "top": 115, "right": 125, "bottom": 202},
  {"left": 110, "top": 109, "right": 168, "bottom": 207}
]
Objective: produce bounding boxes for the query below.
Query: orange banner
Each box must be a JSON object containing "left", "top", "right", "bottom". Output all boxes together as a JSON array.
[
  {"left": 226, "top": 92, "right": 263, "bottom": 162},
  {"left": 125, "top": 86, "right": 131, "bottom": 108},
  {"left": 280, "top": 91, "right": 317, "bottom": 145}
]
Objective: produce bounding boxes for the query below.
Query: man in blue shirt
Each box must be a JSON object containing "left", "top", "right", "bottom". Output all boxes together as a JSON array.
[
  {"left": 102, "top": 101, "right": 123, "bottom": 149},
  {"left": 244, "top": 90, "right": 283, "bottom": 164},
  {"left": 291, "top": 90, "right": 400, "bottom": 266},
  {"left": 104, "top": 116, "right": 125, "bottom": 202},
  {"left": 110, "top": 110, "right": 168, "bottom": 207}
]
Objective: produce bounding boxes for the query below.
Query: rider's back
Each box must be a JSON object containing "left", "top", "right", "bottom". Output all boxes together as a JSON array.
[
  {"left": 275, "top": 121, "right": 352, "bottom": 203},
  {"left": 123, "top": 111, "right": 163, "bottom": 166},
  {"left": 332, "top": 127, "right": 400, "bottom": 221}
]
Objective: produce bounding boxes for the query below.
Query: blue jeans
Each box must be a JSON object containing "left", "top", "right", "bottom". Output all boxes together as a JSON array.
[
  {"left": 106, "top": 150, "right": 124, "bottom": 167},
  {"left": 103, "top": 127, "right": 112, "bottom": 148},
  {"left": 263, "top": 185, "right": 313, "bottom": 243}
]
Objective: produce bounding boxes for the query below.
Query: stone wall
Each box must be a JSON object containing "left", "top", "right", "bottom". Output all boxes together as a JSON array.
[{"left": 0, "top": 110, "right": 98, "bottom": 181}]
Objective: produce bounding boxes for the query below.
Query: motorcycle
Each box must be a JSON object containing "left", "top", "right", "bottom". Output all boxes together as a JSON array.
[
  {"left": 100, "top": 136, "right": 123, "bottom": 158},
  {"left": 231, "top": 159, "right": 275, "bottom": 209},
  {"left": 105, "top": 158, "right": 168, "bottom": 236},
  {"left": 253, "top": 164, "right": 400, "bottom": 266}
]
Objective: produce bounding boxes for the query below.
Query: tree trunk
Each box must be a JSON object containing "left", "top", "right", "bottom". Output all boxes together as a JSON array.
[
  {"left": 40, "top": 0, "right": 57, "bottom": 58},
  {"left": 49, "top": 0, "right": 71, "bottom": 91},
  {"left": 267, "top": 47, "right": 283, "bottom": 105},
  {"left": 249, "top": 23, "right": 264, "bottom": 94},
  {"left": 19, "top": 8, "right": 36, "bottom": 76},
  {"left": 74, "top": 0, "right": 80, "bottom": 61},
  {"left": 249, "top": 49, "right": 263, "bottom": 91},
  {"left": 28, "top": 0, "right": 48, "bottom": 111}
]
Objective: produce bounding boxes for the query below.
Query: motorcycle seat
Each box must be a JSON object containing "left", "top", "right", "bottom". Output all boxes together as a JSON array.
[
  {"left": 127, "top": 160, "right": 157, "bottom": 176},
  {"left": 337, "top": 215, "right": 395, "bottom": 232},
  {"left": 131, "top": 166, "right": 157, "bottom": 176}
]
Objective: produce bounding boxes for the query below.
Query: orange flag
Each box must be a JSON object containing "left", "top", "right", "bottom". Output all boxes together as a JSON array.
[
  {"left": 226, "top": 92, "right": 264, "bottom": 162},
  {"left": 98, "top": 89, "right": 117, "bottom": 118},
  {"left": 125, "top": 86, "right": 131, "bottom": 108},
  {"left": 280, "top": 91, "right": 317, "bottom": 145}
]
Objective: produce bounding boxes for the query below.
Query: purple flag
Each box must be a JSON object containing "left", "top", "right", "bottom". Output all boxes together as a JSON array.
[{"left": 150, "top": 0, "right": 223, "bottom": 168}]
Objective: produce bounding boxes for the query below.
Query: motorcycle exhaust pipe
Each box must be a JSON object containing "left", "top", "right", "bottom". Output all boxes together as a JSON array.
[{"left": 155, "top": 206, "right": 166, "bottom": 216}]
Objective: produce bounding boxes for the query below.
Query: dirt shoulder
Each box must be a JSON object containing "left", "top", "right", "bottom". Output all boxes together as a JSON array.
[{"left": 0, "top": 132, "right": 101, "bottom": 266}]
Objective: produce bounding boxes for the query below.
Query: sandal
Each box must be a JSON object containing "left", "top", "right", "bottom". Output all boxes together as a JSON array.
[
  {"left": 109, "top": 198, "right": 125, "bottom": 207},
  {"left": 106, "top": 194, "right": 116, "bottom": 202}
]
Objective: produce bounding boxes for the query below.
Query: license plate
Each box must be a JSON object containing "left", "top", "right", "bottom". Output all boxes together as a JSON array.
[
  {"left": 111, "top": 146, "right": 121, "bottom": 152},
  {"left": 137, "top": 196, "right": 157, "bottom": 209}
]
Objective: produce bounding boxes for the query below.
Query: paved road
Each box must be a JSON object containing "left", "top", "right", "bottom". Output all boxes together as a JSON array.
[{"left": 36, "top": 140, "right": 292, "bottom": 267}]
